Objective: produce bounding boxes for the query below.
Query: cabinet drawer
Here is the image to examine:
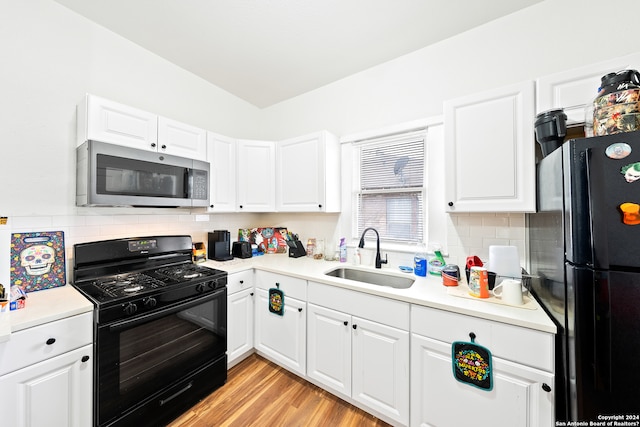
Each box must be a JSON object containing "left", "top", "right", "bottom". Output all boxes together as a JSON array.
[
  {"left": 0, "top": 312, "right": 93, "bottom": 375},
  {"left": 227, "top": 269, "right": 254, "bottom": 295},
  {"left": 255, "top": 270, "right": 307, "bottom": 300},
  {"left": 411, "top": 305, "right": 553, "bottom": 372},
  {"left": 308, "top": 281, "right": 409, "bottom": 330}
]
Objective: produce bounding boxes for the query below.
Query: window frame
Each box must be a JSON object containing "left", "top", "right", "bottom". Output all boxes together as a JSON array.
[
  {"left": 339, "top": 117, "right": 446, "bottom": 255},
  {"left": 351, "top": 129, "right": 428, "bottom": 244}
]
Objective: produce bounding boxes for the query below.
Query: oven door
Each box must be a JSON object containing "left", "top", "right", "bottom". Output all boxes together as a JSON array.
[{"left": 96, "top": 288, "right": 226, "bottom": 427}]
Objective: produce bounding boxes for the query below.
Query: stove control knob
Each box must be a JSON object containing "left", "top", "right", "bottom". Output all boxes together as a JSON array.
[
  {"left": 123, "top": 302, "right": 138, "bottom": 316},
  {"left": 208, "top": 279, "right": 218, "bottom": 289},
  {"left": 143, "top": 297, "right": 157, "bottom": 309},
  {"left": 196, "top": 284, "right": 206, "bottom": 293}
]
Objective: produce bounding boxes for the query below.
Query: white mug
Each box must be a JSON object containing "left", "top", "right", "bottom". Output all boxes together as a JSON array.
[{"left": 492, "top": 279, "right": 523, "bottom": 305}]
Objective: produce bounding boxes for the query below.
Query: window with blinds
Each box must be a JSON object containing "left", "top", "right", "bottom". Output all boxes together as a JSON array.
[{"left": 355, "top": 130, "right": 426, "bottom": 242}]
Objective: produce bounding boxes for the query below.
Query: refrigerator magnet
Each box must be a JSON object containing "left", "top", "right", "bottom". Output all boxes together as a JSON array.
[
  {"left": 620, "top": 162, "right": 640, "bottom": 183},
  {"left": 606, "top": 142, "right": 632, "bottom": 159},
  {"left": 619, "top": 203, "right": 640, "bottom": 225}
]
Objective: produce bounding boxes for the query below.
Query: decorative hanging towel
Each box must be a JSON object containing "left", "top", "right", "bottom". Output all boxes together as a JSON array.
[
  {"left": 452, "top": 333, "right": 493, "bottom": 391},
  {"left": 10, "top": 231, "right": 66, "bottom": 293},
  {"left": 268, "top": 284, "right": 284, "bottom": 316}
]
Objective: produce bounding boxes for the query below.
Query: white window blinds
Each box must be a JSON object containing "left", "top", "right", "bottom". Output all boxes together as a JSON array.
[{"left": 355, "top": 130, "right": 426, "bottom": 242}]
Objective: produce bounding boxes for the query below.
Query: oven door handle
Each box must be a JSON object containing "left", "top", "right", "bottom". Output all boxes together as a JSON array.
[{"left": 108, "top": 288, "right": 225, "bottom": 332}]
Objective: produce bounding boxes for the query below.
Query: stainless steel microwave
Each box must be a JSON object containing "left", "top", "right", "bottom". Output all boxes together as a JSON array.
[{"left": 76, "top": 140, "right": 210, "bottom": 207}]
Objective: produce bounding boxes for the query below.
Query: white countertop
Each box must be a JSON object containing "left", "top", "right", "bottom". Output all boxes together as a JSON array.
[
  {"left": 0, "top": 254, "right": 556, "bottom": 343},
  {"left": 204, "top": 254, "right": 557, "bottom": 334},
  {"left": 4, "top": 285, "right": 94, "bottom": 336}
]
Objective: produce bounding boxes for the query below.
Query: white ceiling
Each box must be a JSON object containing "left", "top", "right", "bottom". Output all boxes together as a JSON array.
[{"left": 54, "top": 0, "right": 543, "bottom": 108}]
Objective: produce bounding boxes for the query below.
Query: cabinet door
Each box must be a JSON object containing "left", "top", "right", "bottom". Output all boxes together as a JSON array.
[
  {"left": 82, "top": 94, "right": 158, "bottom": 150},
  {"left": 306, "top": 303, "right": 352, "bottom": 397},
  {"left": 254, "top": 288, "right": 306, "bottom": 375},
  {"left": 227, "top": 287, "right": 254, "bottom": 367},
  {"left": 276, "top": 134, "right": 323, "bottom": 211},
  {"left": 207, "top": 132, "right": 237, "bottom": 212},
  {"left": 0, "top": 344, "right": 93, "bottom": 427},
  {"left": 237, "top": 140, "right": 276, "bottom": 212},
  {"left": 276, "top": 132, "right": 340, "bottom": 212},
  {"left": 157, "top": 116, "right": 207, "bottom": 160},
  {"left": 352, "top": 316, "right": 409, "bottom": 425},
  {"left": 410, "top": 334, "right": 554, "bottom": 427},
  {"left": 537, "top": 53, "right": 640, "bottom": 124},
  {"left": 444, "top": 81, "right": 535, "bottom": 212}
]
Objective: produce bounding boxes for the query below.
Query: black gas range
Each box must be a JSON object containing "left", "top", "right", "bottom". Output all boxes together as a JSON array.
[{"left": 73, "top": 235, "right": 228, "bottom": 427}]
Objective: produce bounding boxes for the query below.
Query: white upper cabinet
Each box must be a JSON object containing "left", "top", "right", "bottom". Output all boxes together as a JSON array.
[
  {"left": 78, "top": 94, "right": 206, "bottom": 161},
  {"left": 207, "top": 131, "right": 237, "bottom": 212},
  {"left": 276, "top": 131, "right": 340, "bottom": 212},
  {"left": 537, "top": 53, "right": 640, "bottom": 124},
  {"left": 157, "top": 116, "right": 207, "bottom": 161},
  {"left": 78, "top": 94, "right": 157, "bottom": 149},
  {"left": 444, "top": 81, "right": 536, "bottom": 212},
  {"left": 236, "top": 139, "right": 276, "bottom": 212}
]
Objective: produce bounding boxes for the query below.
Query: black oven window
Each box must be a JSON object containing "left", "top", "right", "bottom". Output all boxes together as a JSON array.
[{"left": 117, "top": 300, "right": 224, "bottom": 395}]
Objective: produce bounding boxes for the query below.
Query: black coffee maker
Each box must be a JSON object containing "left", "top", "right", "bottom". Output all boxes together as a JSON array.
[{"left": 208, "top": 230, "right": 233, "bottom": 261}]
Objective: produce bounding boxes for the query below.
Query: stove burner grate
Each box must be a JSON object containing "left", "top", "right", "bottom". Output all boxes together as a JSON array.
[
  {"left": 94, "top": 273, "right": 166, "bottom": 297},
  {"left": 153, "top": 265, "right": 211, "bottom": 281}
]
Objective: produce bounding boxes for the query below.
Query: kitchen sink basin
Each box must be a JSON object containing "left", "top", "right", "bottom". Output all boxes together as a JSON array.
[{"left": 324, "top": 267, "right": 414, "bottom": 289}]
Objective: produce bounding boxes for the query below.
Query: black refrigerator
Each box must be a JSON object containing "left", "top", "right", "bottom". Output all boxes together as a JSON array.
[{"left": 529, "top": 131, "right": 640, "bottom": 422}]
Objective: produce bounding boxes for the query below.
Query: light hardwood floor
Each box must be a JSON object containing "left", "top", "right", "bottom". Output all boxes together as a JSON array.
[{"left": 168, "top": 354, "right": 392, "bottom": 427}]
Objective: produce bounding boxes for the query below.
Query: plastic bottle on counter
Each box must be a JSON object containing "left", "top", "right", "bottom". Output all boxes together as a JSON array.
[
  {"left": 353, "top": 248, "right": 361, "bottom": 265},
  {"left": 428, "top": 243, "right": 446, "bottom": 276},
  {"left": 339, "top": 238, "right": 347, "bottom": 263},
  {"left": 413, "top": 243, "right": 427, "bottom": 277}
]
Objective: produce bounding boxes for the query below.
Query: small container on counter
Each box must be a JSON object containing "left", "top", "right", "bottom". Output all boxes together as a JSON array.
[
  {"left": 442, "top": 264, "right": 460, "bottom": 287},
  {"left": 314, "top": 239, "right": 325, "bottom": 260},
  {"left": 306, "top": 238, "right": 316, "bottom": 258},
  {"left": 413, "top": 243, "right": 427, "bottom": 277},
  {"left": 352, "top": 248, "right": 361, "bottom": 265},
  {"left": 339, "top": 238, "right": 347, "bottom": 263},
  {"left": 468, "top": 266, "right": 489, "bottom": 298}
]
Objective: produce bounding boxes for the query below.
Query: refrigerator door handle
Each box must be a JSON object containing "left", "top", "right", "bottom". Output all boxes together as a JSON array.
[
  {"left": 584, "top": 148, "right": 609, "bottom": 269},
  {"left": 593, "top": 274, "right": 612, "bottom": 392}
]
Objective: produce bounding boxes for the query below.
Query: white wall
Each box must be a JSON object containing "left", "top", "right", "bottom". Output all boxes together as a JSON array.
[
  {"left": 258, "top": 0, "right": 638, "bottom": 139},
  {"left": 0, "top": 0, "right": 261, "bottom": 219},
  {"left": 254, "top": 0, "right": 640, "bottom": 267},
  {"left": 0, "top": 0, "right": 339, "bottom": 276},
  {"left": 2, "top": 0, "right": 640, "bottom": 275}
]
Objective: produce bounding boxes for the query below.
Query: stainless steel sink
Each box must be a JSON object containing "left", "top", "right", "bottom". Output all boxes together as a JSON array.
[{"left": 324, "top": 267, "right": 414, "bottom": 289}]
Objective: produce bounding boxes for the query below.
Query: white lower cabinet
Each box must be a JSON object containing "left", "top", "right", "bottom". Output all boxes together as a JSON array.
[
  {"left": 307, "top": 282, "right": 410, "bottom": 426},
  {"left": 410, "top": 305, "right": 554, "bottom": 427},
  {"left": 253, "top": 271, "right": 307, "bottom": 376},
  {"left": 224, "top": 270, "right": 555, "bottom": 427},
  {"left": 227, "top": 270, "right": 255, "bottom": 367},
  {"left": 307, "top": 304, "right": 351, "bottom": 396},
  {"left": 0, "top": 312, "right": 93, "bottom": 427},
  {"left": 0, "top": 345, "right": 93, "bottom": 427}
]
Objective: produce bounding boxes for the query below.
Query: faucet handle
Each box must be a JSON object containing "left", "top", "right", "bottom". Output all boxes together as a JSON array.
[{"left": 381, "top": 254, "right": 388, "bottom": 265}]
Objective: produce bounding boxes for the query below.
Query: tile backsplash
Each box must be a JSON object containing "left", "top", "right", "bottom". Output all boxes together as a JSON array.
[
  {"left": 445, "top": 212, "right": 527, "bottom": 270},
  {"left": 3, "top": 211, "right": 527, "bottom": 283},
  {"left": 3, "top": 211, "right": 341, "bottom": 283}
]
